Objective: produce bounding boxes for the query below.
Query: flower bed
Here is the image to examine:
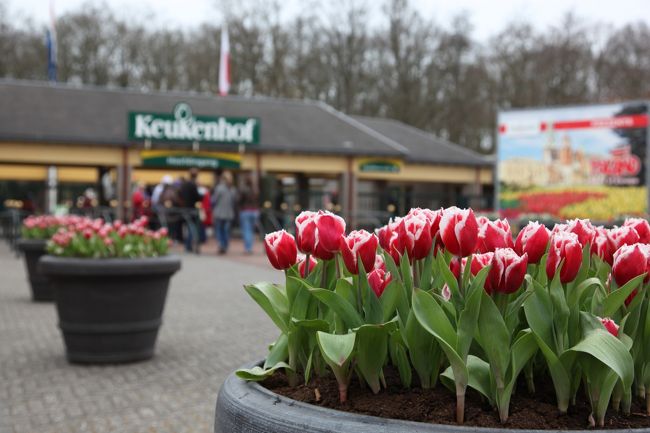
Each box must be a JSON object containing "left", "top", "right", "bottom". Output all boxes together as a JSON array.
[{"left": 237, "top": 208, "right": 650, "bottom": 428}]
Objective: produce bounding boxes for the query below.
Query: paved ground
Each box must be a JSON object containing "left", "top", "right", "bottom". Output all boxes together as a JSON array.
[{"left": 0, "top": 240, "right": 282, "bottom": 433}]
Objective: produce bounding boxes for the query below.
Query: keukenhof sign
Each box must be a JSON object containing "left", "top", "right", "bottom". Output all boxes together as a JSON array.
[{"left": 128, "top": 103, "right": 260, "bottom": 145}]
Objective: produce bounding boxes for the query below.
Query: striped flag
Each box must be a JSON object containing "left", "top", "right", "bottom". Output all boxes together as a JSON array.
[
  {"left": 218, "top": 25, "right": 230, "bottom": 96},
  {"left": 46, "top": 1, "right": 57, "bottom": 82}
]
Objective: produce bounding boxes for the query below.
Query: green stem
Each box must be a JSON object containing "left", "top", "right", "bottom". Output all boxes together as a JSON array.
[
  {"left": 525, "top": 360, "right": 535, "bottom": 394},
  {"left": 455, "top": 385, "right": 466, "bottom": 424},
  {"left": 304, "top": 253, "right": 311, "bottom": 277}
]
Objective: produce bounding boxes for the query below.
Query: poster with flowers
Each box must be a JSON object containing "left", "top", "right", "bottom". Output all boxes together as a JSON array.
[{"left": 498, "top": 102, "right": 649, "bottom": 222}]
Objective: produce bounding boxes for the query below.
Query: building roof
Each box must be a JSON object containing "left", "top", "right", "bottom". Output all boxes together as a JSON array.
[
  {"left": 0, "top": 79, "right": 491, "bottom": 167},
  {"left": 352, "top": 115, "right": 491, "bottom": 167}
]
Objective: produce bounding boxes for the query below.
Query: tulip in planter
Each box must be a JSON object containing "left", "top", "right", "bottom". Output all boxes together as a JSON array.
[
  {"left": 17, "top": 215, "right": 83, "bottom": 301},
  {"left": 216, "top": 209, "right": 650, "bottom": 432},
  {"left": 39, "top": 216, "right": 180, "bottom": 363}
]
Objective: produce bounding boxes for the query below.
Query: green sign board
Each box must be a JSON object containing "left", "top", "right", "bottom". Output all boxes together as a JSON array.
[
  {"left": 129, "top": 102, "right": 260, "bottom": 145},
  {"left": 358, "top": 159, "right": 402, "bottom": 173},
  {"left": 140, "top": 150, "right": 241, "bottom": 169}
]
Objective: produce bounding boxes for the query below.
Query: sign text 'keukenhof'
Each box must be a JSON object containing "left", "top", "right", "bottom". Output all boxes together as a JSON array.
[{"left": 128, "top": 103, "right": 260, "bottom": 145}]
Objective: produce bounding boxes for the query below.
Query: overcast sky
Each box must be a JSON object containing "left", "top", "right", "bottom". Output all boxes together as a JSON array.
[{"left": 5, "top": 0, "right": 649, "bottom": 41}]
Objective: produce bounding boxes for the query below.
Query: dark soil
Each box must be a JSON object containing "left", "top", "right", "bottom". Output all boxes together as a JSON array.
[{"left": 262, "top": 367, "right": 650, "bottom": 430}]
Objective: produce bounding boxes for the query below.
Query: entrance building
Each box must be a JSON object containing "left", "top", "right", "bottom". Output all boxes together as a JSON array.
[{"left": 0, "top": 80, "right": 493, "bottom": 230}]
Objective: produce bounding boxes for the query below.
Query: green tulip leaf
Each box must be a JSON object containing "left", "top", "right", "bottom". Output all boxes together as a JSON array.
[
  {"left": 404, "top": 310, "right": 441, "bottom": 389},
  {"left": 477, "top": 291, "right": 510, "bottom": 384},
  {"left": 316, "top": 331, "right": 356, "bottom": 368},
  {"left": 440, "top": 355, "right": 493, "bottom": 405},
  {"left": 355, "top": 324, "right": 389, "bottom": 393},
  {"left": 568, "top": 329, "right": 634, "bottom": 390},
  {"left": 264, "top": 334, "right": 289, "bottom": 369},
  {"left": 244, "top": 282, "right": 290, "bottom": 333},
  {"left": 603, "top": 274, "right": 645, "bottom": 317},
  {"left": 236, "top": 362, "right": 292, "bottom": 381},
  {"left": 305, "top": 284, "right": 364, "bottom": 329}
]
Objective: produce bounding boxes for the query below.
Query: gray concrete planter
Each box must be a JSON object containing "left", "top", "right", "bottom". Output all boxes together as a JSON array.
[
  {"left": 39, "top": 255, "right": 181, "bottom": 364},
  {"left": 215, "top": 360, "right": 650, "bottom": 433},
  {"left": 17, "top": 238, "right": 53, "bottom": 301}
]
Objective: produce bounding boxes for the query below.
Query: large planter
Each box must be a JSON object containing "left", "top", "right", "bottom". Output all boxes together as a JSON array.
[
  {"left": 39, "top": 255, "right": 181, "bottom": 364},
  {"left": 17, "top": 238, "right": 54, "bottom": 301},
  {"left": 215, "top": 361, "right": 650, "bottom": 433}
]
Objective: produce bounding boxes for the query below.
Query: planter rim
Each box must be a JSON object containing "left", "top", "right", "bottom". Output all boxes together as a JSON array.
[
  {"left": 215, "top": 359, "right": 650, "bottom": 433},
  {"left": 17, "top": 238, "right": 47, "bottom": 250},
  {"left": 39, "top": 254, "right": 181, "bottom": 276}
]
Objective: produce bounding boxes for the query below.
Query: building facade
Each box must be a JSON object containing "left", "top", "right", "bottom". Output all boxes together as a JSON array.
[{"left": 0, "top": 80, "right": 493, "bottom": 229}]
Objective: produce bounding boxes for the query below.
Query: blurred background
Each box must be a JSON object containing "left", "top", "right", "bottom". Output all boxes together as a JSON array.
[{"left": 0, "top": 0, "right": 649, "bottom": 248}]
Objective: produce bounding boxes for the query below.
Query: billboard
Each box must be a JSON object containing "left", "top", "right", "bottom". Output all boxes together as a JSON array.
[{"left": 497, "top": 102, "right": 649, "bottom": 222}]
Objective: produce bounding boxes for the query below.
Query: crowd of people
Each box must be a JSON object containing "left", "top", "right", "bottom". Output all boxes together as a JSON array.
[{"left": 133, "top": 169, "right": 260, "bottom": 255}]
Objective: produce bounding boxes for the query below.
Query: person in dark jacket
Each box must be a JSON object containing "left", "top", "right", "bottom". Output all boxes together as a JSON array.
[{"left": 179, "top": 168, "right": 202, "bottom": 252}]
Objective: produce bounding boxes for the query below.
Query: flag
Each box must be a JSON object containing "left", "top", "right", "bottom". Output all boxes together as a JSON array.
[
  {"left": 218, "top": 25, "right": 230, "bottom": 96},
  {"left": 46, "top": 1, "right": 57, "bottom": 82}
]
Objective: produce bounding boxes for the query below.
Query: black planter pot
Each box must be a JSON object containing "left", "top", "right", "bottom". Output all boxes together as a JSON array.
[
  {"left": 215, "top": 361, "right": 650, "bottom": 433},
  {"left": 17, "top": 238, "right": 54, "bottom": 301},
  {"left": 39, "top": 255, "right": 181, "bottom": 364}
]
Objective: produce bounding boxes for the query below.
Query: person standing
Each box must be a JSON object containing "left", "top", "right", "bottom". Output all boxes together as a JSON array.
[
  {"left": 238, "top": 174, "right": 259, "bottom": 254},
  {"left": 212, "top": 171, "right": 237, "bottom": 254},
  {"left": 179, "top": 168, "right": 202, "bottom": 252}
]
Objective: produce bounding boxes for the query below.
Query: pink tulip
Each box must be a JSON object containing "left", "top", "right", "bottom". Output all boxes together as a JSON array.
[
  {"left": 295, "top": 211, "right": 318, "bottom": 254},
  {"left": 515, "top": 221, "right": 550, "bottom": 264},
  {"left": 599, "top": 317, "right": 619, "bottom": 337},
  {"left": 591, "top": 227, "right": 615, "bottom": 265},
  {"left": 610, "top": 226, "right": 641, "bottom": 250},
  {"left": 440, "top": 207, "right": 479, "bottom": 257},
  {"left": 477, "top": 218, "right": 514, "bottom": 253},
  {"left": 398, "top": 211, "right": 433, "bottom": 260},
  {"left": 624, "top": 218, "right": 650, "bottom": 244},
  {"left": 340, "top": 230, "right": 379, "bottom": 274},
  {"left": 566, "top": 219, "right": 596, "bottom": 247},
  {"left": 492, "top": 248, "right": 528, "bottom": 294},
  {"left": 368, "top": 268, "right": 392, "bottom": 298},
  {"left": 298, "top": 255, "right": 318, "bottom": 277},
  {"left": 264, "top": 230, "right": 298, "bottom": 270},
  {"left": 315, "top": 211, "right": 346, "bottom": 253},
  {"left": 546, "top": 231, "right": 582, "bottom": 284},
  {"left": 469, "top": 252, "right": 496, "bottom": 294}
]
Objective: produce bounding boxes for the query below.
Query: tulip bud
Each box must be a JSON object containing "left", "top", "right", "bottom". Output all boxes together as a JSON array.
[
  {"left": 590, "top": 227, "right": 614, "bottom": 265},
  {"left": 398, "top": 211, "right": 433, "bottom": 260},
  {"left": 612, "top": 243, "right": 649, "bottom": 287},
  {"left": 598, "top": 317, "right": 619, "bottom": 337},
  {"left": 623, "top": 218, "right": 650, "bottom": 244},
  {"left": 315, "top": 211, "right": 346, "bottom": 253},
  {"left": 566, "top": 219, "right": 596, "bottom": 247},
  {"left": 546, "top": 232, "right": 582, "bottom": 284},
  {"left": 492, "top": 248, "right": 528, "bottom": 294},
  {"left": 469, "top": 252, "right": 496, "bottom": 294},
  {"left": 264, "top": 230, "right": 298, "bottom": 270},
  {"left": 340, "top": 230, "right": 379, "bottom": 274},
  {"left": 515, "top": 221, "right": 550, "bottom": 264},
  {"left": 312, "top": 240, "right": 335, "bottom": 261},
  {"left": 610, "top": 226, "right": 641, "bottom": 250},
  {"left": 477, "top": 218, "right": 514, "bottom": 253},
  {"left": 298, "top": 255, "right": 318, "bottom": 278},
  {"left": 441, "top": 284, "right": 452, "bottom": 301},
  {"left": 440, "top": 207, "right": 479, "bottom": 257},
  {"left": 295, "top": 211, "right": 318, "bottom": 254},
  {"left": 368, "top": 268, "right": 392, "bottom": 298}
]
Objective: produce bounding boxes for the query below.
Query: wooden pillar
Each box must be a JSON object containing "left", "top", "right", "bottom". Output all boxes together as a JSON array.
[
  {"left": 342, "top": 156, "right": 357, "bottom": 229},
  {"left": 116, "top": 147, "right": 131, "bottom": 221}
]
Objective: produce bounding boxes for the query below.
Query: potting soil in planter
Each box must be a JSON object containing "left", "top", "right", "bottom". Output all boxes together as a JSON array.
[{"left": 262, "top": 367, "right": 650, "bottom": 430}]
